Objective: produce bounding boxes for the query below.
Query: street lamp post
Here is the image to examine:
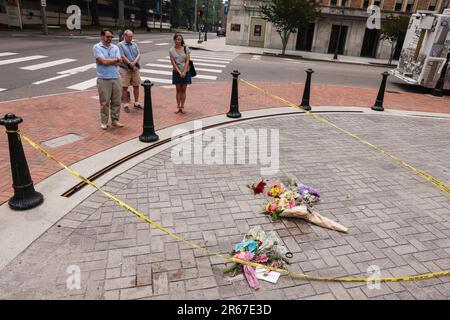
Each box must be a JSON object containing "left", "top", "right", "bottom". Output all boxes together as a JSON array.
[
  {"left": 333, "top": 4, "right": 345, "bottom": 60},
  {"left": 194, "top": 0, "right": 198, "bottom": 32},
  {"left": 204, "top": 0, "right": 209, "bottom": 41}
]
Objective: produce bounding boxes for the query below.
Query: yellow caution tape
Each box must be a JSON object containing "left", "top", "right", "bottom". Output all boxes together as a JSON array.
[
  {"left": 239, "top": 78, "right": 450, "bottom": 197},
  {"left": 15, "top": 131, "right": 450, "bottom": 283}
]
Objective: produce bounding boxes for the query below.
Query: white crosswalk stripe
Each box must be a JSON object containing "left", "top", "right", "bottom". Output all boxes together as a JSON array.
[
  {"left": 140, "top": 76, "right": 172, "bottom": 84},
  {"left": 21, "top": 58, "right": 77, "bottom": 71},
  {"left": 140, "top": 68, "right": 217, "bottom": 80},
  {"left": 157, "top": 59, "right": 227, "bottom": 68},
  {"left": 146, "top": 63, "right": 222, "bottom": 73},
  {"left": 155, "top": 43, "right": 170, "bottom": 46},
  {"left": 190, "top": 55, "right": 233, "bottom": 61},
  {"left": 58, "top": 63, "right": 96, "bottom": 74},
  {"left": 164, "top": 56, "right": 230, "bottom": 64},
  {"left": 0, "top": 50, "right": 238, "bottom": 92},
  {"left": 137, "top": 40, "right": 153, "bottom": 44},
  {"left": 33, "top": 74, "right": 72, "bottom": 85},
  {"left": 0, "top": 55, "right": 47, "bottom": 66},
  {"left": 66, "top": 78, "right": 97, "bottom": 91},
  {"left": 0, "top": 52, "right": 18, "bottom": 57}
]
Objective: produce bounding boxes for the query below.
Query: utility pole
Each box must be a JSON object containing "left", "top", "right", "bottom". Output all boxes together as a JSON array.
[
  {"left": 194, "top": 0, "right": 198, "bottom": 32},
  {"left": 204, "top": 0, "right": 209, "bottom": 41},
  {"left": 160, "top": 0, "right": 163, "bottom": 33},
  {"left": 41, "top": 0, "right": 48, "bottom": 35}
]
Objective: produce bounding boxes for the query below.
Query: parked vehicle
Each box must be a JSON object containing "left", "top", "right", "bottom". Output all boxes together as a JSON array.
[
  {"left": 216, "top": 27, "right": 226, "bottom": 37},
  {"left": 390, "top": 9, "right": 450, "bottom": 89}
]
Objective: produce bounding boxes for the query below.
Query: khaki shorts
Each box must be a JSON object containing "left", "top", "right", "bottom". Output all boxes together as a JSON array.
[{"left": 120, "top": 67, "right": 141, "bottom": 87}]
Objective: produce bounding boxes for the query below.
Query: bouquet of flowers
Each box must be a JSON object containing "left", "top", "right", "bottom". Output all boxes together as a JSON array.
[
  {"left": 248, "top": 178, "right": 348, "bottom": 233},
  {"left": 223, "top": 226, "right": 290, "bottom": 290}
]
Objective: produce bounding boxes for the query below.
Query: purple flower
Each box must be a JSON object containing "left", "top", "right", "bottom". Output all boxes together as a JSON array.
[{"left": 298, "top": 184, "right": 320, "bottom": 198}]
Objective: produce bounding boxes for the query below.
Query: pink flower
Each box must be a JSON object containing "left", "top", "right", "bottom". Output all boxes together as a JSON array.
[{"left": 289, "top": 199, "right": 296, "bottom": 208}]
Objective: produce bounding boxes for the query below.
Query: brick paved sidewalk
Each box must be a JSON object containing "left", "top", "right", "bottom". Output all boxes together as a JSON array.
[
  {"left": 0, "top": 81, "right": 449, "bottom": 204},
  {"left": 0, "top": 112, "right": 449, "bottom": 299}
]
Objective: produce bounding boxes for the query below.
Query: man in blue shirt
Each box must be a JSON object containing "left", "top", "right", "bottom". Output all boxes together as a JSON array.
[
  {"left": 118, "top": 29, "right": 142, "bottom": 113},
  {"left": 93, "top": 28, "right": 124, "bottom": 129}
]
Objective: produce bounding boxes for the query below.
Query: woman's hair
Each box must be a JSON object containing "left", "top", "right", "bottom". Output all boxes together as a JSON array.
[{"left": 173, "top": 33, "right": 185, "bottom": 46}]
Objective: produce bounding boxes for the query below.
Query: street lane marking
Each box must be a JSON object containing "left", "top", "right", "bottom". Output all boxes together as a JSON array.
[
  {"left": 252, "top": 55, "right": 262, "bottom": 60},
  {"left": 21, "top": 58, "right": 77, "bottom": 70},
  {"left": 0, "top": 88, "right": 6, "bottom": 92},
  {"left": 189, "top": 55, "right": 234, "bottom": 61},
  {"left": 33, "top": 74, "right": 72, "bottom": 85},
  {"left": 157, "top": 59, "right": 226, "bottom": 68},
  {"left": 145, "top": 63, "right": 222, "bottom": 73},
  {"left": 0, "top": 55, "right": 47, "bottom": 66},
  {"left": 140, "top": 68, "right": 217, "bottom": 80},
  {"left": 58, "top": 63, "right": 96, "bottom": 74},
  {"left": 137, "top": 40, "right": 153, "bottom": 44},
  {"left": 32, "top": 63, "right": 96, "bottom": 85},
  {"left": 0, "top": 52, "right": 18, "bottom": 57},
  {"left": 140, "top": 76, "right": 172, "bottom": 84},
  {"left": 66, "top": 77, "right": 97, "bottom": 90},
  {"left": 155, "top": 42, "right": 170, "bottom": 46},
  {"left": 140, "top": 68, "right": 172, "bottom": 75},
  {"left": 164, "top": 56, "right": 230, "bottom": 64}
]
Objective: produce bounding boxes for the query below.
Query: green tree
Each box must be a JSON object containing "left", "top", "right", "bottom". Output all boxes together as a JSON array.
[
  {"left": 380, "top": 14, "right": 410, "bottom": 65},
  {"left": 169, "top": 0, "right": 195, "bottom": 29},
  {"left": 260, "top": 0, "right": 317, "bottom": 55}
]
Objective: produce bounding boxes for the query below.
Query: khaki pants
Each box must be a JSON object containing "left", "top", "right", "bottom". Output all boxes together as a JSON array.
[{"left": 97, "top": 78, "right": 121, "bottom": 125}]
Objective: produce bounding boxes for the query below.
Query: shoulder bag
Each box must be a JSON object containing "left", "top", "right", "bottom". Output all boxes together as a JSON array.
[{"left": 184, "top": 46, "right": 196, "bottom": 77}]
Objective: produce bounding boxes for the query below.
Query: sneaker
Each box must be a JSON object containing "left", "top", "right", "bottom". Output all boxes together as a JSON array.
[
  {"left": 100, "top": 123, "right": 107, "bottom": 130},
  {"left": 112, "top": 120, "right": 124, "bottom": 127},
  {"left": 124, "top": 105, "right": 130, "bottom": 113},
  {"left": 134, "top": 102, "right": 143, "bottom": 109}
]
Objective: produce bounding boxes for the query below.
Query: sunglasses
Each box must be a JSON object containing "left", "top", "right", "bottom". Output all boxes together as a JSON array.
[{"left": 104, "top": 35, "right": 113, "bottom": 39}]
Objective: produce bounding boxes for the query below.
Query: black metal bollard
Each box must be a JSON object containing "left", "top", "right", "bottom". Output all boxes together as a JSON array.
[
  {"left": 0, "top": 114, "right": 44, "bottom": 210},
  {"left": 139, "top": 80, "right": 159, "bottom": 142},
  {"left": 300, "top": 69, "right": 314, "bottom": 111},
  {"left": 372, "top": 71, "right": 389, "bottom": 111},
  {"left": 227, "top": 70, "right": 242, "bottom": 118}
]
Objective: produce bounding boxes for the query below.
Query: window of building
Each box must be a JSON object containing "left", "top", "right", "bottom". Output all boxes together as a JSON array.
[
  {"left": 363, "top": 0, "right": 369, "bottom": 8},
  {"left": 341, "top": 0, "right": 347, "bottom": 6},
  {"left": 441, "top": 0, "right": 449, "bottom": 12},
  {"left": 330, "top": 0, "right": 338, "bottom": 6},
  {"left": 406, "top": 0, "right": 414, "bottom": 11},
  {"left": 395, "top": 0, "right": 403, "bottom": 11},
  {"left": 231, "top": 24, "right": 241, "bottom": 32},
  {"left": 428, "top": 0, "right": 437, "bottom": 10},
  {"left": 254, "top": 25, "right": 262, "bottom": 37},
  {"left": 374, "top": 0, "right": 381, "bottom": 6}
]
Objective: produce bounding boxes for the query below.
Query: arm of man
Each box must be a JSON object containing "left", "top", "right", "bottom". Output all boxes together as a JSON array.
[
  {"left": 133, "top": 44, "right": 141, "bottom": 64},
  {"left": 118, "top": 43, "right": 132, "bottom": 65},
  {"left": 93, "top": 45, "right": 121, "bottom": 65}
]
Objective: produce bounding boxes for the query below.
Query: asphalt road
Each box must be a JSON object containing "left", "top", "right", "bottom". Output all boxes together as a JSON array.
[{"left": 0, "top": 31, "right": 434, "bottom": 102}]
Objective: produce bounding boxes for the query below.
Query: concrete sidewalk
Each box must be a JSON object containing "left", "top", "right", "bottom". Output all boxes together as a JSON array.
[
  {"left": 0, "top": 79, "right": 449, "bottom": 300},
  {"left": 185, "top": 37, "right": 398, "bottom": 67}
]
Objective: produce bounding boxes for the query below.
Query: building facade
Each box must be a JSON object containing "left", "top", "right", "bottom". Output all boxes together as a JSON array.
[
  {"left": 0, "top": 0, "right": 171, "bottom": 30},
  {"left": 226, "top": 0, "right": 450, "bottom": 59}
]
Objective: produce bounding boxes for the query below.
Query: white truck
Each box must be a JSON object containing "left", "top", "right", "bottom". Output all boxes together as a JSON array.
[{"left": 390, "top": 9, "right": 450, "bottom": 90}]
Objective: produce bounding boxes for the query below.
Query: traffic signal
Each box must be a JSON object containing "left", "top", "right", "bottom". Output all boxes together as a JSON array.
[{"left": 197, "top": 10, "right": 203, "bottom": 17}]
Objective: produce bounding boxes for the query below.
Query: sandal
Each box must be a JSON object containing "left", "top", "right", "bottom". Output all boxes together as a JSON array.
[{"left": 175, "top": 107, "right": 185, "bottom": 114}]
